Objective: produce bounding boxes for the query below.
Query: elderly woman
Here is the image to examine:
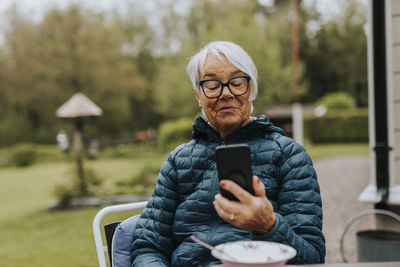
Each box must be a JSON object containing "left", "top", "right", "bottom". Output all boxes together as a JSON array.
[{"left": 131, "top": 41, "right": 325, "bottom": 266}]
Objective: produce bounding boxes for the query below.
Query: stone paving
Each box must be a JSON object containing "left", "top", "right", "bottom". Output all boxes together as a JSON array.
[{"left": 313, "top": 156, "right": 376, "bottom": 263}]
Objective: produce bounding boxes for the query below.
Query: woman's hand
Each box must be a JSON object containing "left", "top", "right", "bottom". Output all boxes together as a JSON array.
[{"left": 213, "top": 176, "right": 276, "bottom": 234}]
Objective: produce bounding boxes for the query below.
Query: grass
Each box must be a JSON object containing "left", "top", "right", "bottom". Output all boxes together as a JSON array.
[
  {"left": 0, "top": 143, "right": 368, "bottom": 266},
  {"left": 0, "top": 147, "right": 165, "bottom": 267},
  {"left": 305, "top": 143, "right": 369, "bottom": 160},
  {"left": 0, "top": 206, "right": 143, "bottom": 267}
]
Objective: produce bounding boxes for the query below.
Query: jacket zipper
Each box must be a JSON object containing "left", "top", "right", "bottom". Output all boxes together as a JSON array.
[{"left": 202, "top": 140, "right": 226, "bottom": 266}]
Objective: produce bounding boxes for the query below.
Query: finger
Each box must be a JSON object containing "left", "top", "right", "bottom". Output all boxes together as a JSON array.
[
  {"left": 213, "top": 195, "right": 234, "bottom": 222},
  {"left": 252, "top": 176, "right": 266, "bottom": 197},
  {"left": 220, "top": 179, "right": 252, "bottom": 203},
  {"left": 214, "top": 194, "right": 241, "bottom": 213}
]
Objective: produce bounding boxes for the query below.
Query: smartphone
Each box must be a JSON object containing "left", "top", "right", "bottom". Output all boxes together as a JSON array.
[{"left": 215, "top": 144, "right": 254, "bottom": 201}]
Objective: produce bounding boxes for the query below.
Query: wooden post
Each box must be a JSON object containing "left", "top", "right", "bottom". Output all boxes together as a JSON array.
[
  {"left": 290, "top": 0, "right": 303, "bottom": 144},
  {"left": 73, "top": 117, "right": 87, "bottom": 195},
  {"left": 290, "top": 0, "right": 300, "bottom": 103}
]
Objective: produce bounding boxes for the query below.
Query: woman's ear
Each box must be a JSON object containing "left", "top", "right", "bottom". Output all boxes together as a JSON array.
[{"left": 194, "top": 89, "right": 201, "bottom": 107}]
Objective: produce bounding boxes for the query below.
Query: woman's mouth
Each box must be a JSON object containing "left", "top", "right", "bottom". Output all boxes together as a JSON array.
[{"left": 219, "top": 106, "right": 236, "bottom": 112}]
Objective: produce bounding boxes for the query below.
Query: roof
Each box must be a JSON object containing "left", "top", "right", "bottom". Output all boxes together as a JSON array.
[{"left": 56, "top": 92, "right": 103, "bottom": 118}]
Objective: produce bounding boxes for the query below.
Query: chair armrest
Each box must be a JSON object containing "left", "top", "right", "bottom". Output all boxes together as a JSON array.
[{"left": 93, "top": 202, "right": 147, "bottom": 267}]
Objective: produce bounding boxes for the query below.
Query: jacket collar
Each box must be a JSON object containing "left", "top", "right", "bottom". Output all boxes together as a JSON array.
[{"left": 192, "top": 115, "right": 284, "bottom": 143}]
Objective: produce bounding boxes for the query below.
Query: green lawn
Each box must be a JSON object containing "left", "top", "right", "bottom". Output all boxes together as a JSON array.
[
  {"left": 305, "top": 143, "right": 370, "bottom": 160},
  {"left": 0, "top": 155, "right": 165, "bottom": 267},
  {"left": 0, "top": 143, "right": 368, "bottom": 267}
]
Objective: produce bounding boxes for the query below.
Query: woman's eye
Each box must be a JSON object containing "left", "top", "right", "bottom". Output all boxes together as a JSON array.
[
  {"left": 230, "top": 81, "right": 242, "bottom": 87},
  {"left": 230, "top": 77, "right": 247, "bottom": 87},
  {"left": 204, "top": 81, "right": 220, "bottom": 90}
]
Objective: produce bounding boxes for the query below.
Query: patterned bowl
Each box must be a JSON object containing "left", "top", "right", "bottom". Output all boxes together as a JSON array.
[{"left": 211, "top": 241, "right": 296, "bottom": 267}]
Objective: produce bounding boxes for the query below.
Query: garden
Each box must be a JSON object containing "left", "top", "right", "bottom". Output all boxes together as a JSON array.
[
  {"left": 0, "top": 141, "right": 369, "bottom": 267},
  {"left": 0, "top": 0, "right": 370, "bottom": 265}
]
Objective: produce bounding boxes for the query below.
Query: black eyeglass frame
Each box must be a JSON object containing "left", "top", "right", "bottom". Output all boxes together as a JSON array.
[{"left": 198, "top": 75, "right": 251, "bottom": 99}]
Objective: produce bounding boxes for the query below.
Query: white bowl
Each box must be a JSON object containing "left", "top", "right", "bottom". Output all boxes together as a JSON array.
[{"left": 211, "top": 241, "right": 296, "bottom": 267}]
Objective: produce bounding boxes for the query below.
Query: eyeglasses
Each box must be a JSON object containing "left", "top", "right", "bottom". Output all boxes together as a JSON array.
[{"left": 198, "top": 75, "right": 251, "bottom": 99}]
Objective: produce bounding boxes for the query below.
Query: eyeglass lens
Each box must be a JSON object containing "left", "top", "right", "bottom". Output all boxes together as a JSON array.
[{"left": 202, "top": 76, "right": 249, "bottom": 98}]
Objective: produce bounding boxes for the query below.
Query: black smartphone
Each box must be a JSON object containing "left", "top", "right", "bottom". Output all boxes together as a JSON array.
[{"left": 215, "top": 144, "right": 254, "bottom": 201}]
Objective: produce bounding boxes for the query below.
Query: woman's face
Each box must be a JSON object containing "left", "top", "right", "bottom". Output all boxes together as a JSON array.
[{"left": 194, "top": 54, "right": 252, "bottom": 140}]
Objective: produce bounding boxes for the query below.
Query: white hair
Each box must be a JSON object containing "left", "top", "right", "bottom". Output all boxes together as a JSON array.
[{"left": 186, "top": 41, "right": 258, "bottom": 102}]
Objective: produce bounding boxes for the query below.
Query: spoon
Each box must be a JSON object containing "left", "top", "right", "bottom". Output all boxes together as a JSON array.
[{"left": 190, "top": 235, "right": 238, "bottom": 262}]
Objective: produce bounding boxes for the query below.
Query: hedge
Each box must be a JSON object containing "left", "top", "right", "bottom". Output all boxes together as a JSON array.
[
  {"left": 304, "top": 109, "right": 368, "bottom": 143},
  {"left": 10, "top": 143, "right": 37, "bottom": 167},
  {"left": 156, "top": 111, "right": 368, "bottom": 147},
  {"left": 158, "top": 117, "right": 194, "bottom": 151}
]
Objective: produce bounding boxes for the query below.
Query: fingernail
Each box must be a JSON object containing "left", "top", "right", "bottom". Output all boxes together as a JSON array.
[
  {"left": 220, "top": 181, "right": 226, "bottom": 187},
  {"left": 257, "top": 177, "right": 260, "bottom": 184}
]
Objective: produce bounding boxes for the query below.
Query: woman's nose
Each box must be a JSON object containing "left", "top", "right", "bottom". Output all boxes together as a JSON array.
[{"left": 220, "top": 84, "right": 234, "bottom": 98}]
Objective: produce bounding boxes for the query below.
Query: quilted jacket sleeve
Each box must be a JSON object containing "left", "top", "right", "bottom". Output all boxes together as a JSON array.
[
  {"left": 130, "top": 152, "right": 179, "bottom": 267},
  {"left": 253, "top": 137, "right": 325, "bottom": 264}
]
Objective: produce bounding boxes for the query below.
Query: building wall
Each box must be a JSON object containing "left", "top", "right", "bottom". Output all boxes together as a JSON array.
[
  {"left": 392, "top": 0, "right": 400, "bottom": 185},
  {"left": 357, "top": 0, "right": 400, "bottom": 205}
]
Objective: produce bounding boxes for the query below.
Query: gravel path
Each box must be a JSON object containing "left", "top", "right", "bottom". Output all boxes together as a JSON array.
[{"left": 313, "top": 156, "right": 376, "bottom": 263}]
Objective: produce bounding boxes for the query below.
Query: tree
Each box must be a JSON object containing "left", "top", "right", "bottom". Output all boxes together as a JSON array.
[
  {"left": 0, "top": 0, "right": 369, "bottom": 146},
  {"left": 0, "top": 4, "right": 157, "bottom": 146},
  {"left": 152, "top": 0, "right": 296, "bottom": 118},
  {"left": 36, "top": 6, "right": 151, "bottom": 135},
  {"left": 301, "top": 0, "right": 368, "bottom": 106},
  {"left": 0, "top": 5, "right": 46, "bottom": 145}
]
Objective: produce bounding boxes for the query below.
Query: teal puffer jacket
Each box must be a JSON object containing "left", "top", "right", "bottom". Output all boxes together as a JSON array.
[{"left": 131, "top": 115, "right": 325, "bottom": 266}]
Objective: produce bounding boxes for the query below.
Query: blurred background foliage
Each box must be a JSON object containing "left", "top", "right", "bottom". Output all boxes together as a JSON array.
[
  {"left": 0, "top": 0, "right": 368, "bottom": 148},
  {"left": 316, "top": 91, "right": 356, "bottom": 110},
  {"left": 0, "top": 2, "right": 370, "bottom": 264}
]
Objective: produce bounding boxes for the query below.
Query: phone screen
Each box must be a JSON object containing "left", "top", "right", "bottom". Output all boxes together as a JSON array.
[{"left": 216, "top": 144, "right": 254, "bottom": 201}]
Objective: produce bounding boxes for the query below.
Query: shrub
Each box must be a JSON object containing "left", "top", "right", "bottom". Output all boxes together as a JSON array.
[
  {"left": 158, "top": 117, "right": 194, "bottom": 151},
  {"left": 35, "top": 144, "right": 70, "bottom": 162},
  {"left": 115, "top": 163, "right": 160, "bottom": 195},
  {"left": 53, "top": 167, "right": 103, "bottom": 208},
  {"left": 316, "top": 92, "right": 356, "bottom": 110},
  {"left": 99, "top": 143, "right": 159, "bottom": 159},
  {"left": 53, "top": 183, "right": 75, "bottom": 207},
  {"left": 117, "top": 163, "right": 160, "bottom": 187},
  {"left": 100, "top": 144, "right": 135, "bottom": 158},
  {"left": 11, "top": 143, "right": 37, "bottom": 167},
  {"left": 1, "top": 143, "right": 68, "bottom": 167},
  {"left": 304, "top": 109, "right": 368, "bottom": 143}
]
